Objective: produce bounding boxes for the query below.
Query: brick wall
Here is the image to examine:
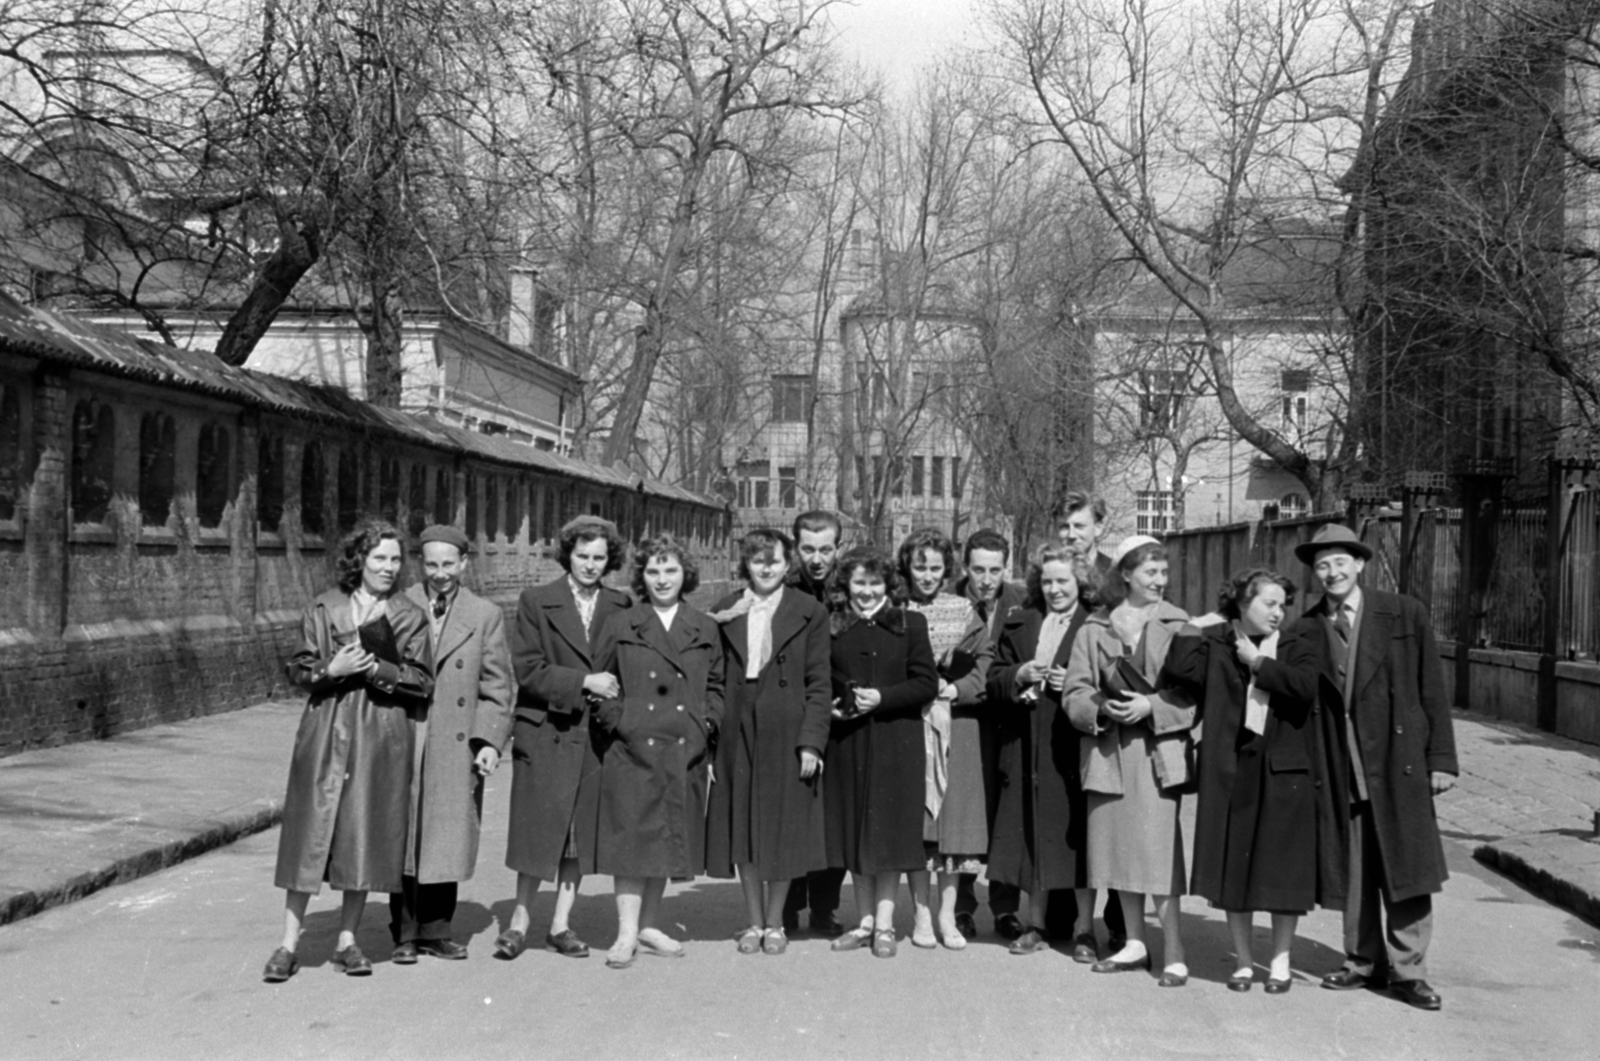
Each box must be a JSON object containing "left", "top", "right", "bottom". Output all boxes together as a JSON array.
[{"left": 0, "top": 356, "right": 732, "bottom": 759}]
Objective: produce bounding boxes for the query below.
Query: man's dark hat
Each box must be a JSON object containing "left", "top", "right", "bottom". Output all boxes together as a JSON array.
[
  {"left": 418, "top": 524, "right": 471, "bottom": 554},
  {"left": 1293, "top": 523, "right": 1373, "bottom": 565}
]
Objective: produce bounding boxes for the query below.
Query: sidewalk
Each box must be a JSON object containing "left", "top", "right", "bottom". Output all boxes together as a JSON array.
[{"left": 1, "top": 700, "right": 1597, "bottom": 928}]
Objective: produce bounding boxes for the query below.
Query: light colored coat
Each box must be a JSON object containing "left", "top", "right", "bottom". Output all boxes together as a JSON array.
[{"left": 403, "top": 583, "right": 513, "bottom": 884}]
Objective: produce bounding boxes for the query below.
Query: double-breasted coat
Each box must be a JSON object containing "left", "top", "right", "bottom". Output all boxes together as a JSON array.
[
  {"left": 275, "top": 589, "right": 434, "bottom": 894},
  {"left": 704, "top": 589, "right": 832, "bottom": 881},
  {"left": 506, "top": 577, "right": 633, "bottom": 879},
  {"left": 985, "top": 602, "right": 1090, "bottom": 892},
  {"left": 824, "top": 606, "right": 939, "bottom": 876},
  {"left": 1296, "top": 589, "right": 1458, "bottom": 905},
  {"left": 915, "top": 594, "right": 995, "bottom": 858},
  {"left": 401, "top": 583, "right": 513, "bottom": 884},
  {"left": 591, "top": 605, "right": 726, "bottom": 879},
  {"left": 1163, "top": 622, "right": 1321, "bottom": 913}
]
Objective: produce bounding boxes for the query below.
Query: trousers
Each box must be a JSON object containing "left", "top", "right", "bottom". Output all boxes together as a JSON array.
[{"left": 1343, "top": 802, "right": 1433, "bottom": 983}]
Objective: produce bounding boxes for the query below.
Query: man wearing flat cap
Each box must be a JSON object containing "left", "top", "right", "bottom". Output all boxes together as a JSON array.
[
  {"left": 391, "top": 524, "right": 513, "bottom": 962},
  {"left": 1288, "top": 523, "right": 1457, "bottom": 1011}
]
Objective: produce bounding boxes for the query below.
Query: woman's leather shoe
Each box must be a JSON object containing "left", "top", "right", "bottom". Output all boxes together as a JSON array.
[
  {"left": 544, "top": 930, "right": 589, "bottom": 958},
  {"left": 493, "top": 929, "right": 525, "bottom": 960},
  {"left": 831, "top": 928, "right": 872, "bottom": 952},
  {"left": 1265, "top": 977, "right": 1293, "bottom": 995},
  {"left": 1008, "top": 928, "right": 1049, "bottom": 955},
  {"left": 762, "top": 927, "right": 789, "bottom": 955},
  {"left": 871, "top": 929, "right": 897, "bottom": 958},
  {"left": 262, "top": 947, "right": 299, "bottom": 983},
  {"left": 1228, "top": 973, "right": 1253, "bottom": 992},
  {"left": 1158, "top": 969, "right": 1189, "bottom": 987},
  {"left": 332, "top": 944, "right": 372, "bottom": 976},
  {"left": 391, "top": 941, "right": 420, "bottom": 965},
  {"left": 736, "top": 927, "right": 763, "bottom": 955},
  {"left": 1091, "top": 953, "right": 1152, "bottom": 973}
]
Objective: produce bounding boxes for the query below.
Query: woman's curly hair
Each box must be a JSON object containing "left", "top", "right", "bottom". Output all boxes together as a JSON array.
[
  {"left": 827, "top": 546, "right": 901, "bottom": 613},
  {"left": 629, "top": 532, "right": 700, "bottom": 601},
  {"left": 336, "top": 520, "right": 407, "bottom": 593},
  {"left": 558, "top": 516, "right": 626, "bottom": 575},
  {"left": 1022, "top": 542, "right": 1099, "bottom": 611},
  {"left": 1218, "top": 567, "right": 1297, "bottom": 620},
  {"left": 737, "top": 528, "right": 794, "bottom": 582},
  {"left": 896, "top": 527, "right": 955, "bottom": 605}
]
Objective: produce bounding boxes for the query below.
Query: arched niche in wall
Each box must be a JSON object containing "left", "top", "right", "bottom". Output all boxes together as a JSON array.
[
  {"left": 196, "top": 421, "right": 231, "bottom": 529},
  {"left": 0, "top": 380, "right": 24, "bottom": 522},
  {"left": 138, "top": 411, "right": 177, "bottom": 528},
  {"left": 258, "top": 432, "right": 285, "bottom": 534},
  {"left": 70, "top": 398, "right": 115, "bottom": 525},
  {"left": 407, "top": 462, "right": 428, "bottom": 538},
  {"left": 434, "top": 466, "right": 453, "bottom": 527},
  {"left": 300, "top": 440, "right": 326, "bottom": 538},
  {"left": 379, "top": 456, "right": 401, "bottom": 523},
  {"left": 336, "top": 447, "right": 360, "bottom": 533}
]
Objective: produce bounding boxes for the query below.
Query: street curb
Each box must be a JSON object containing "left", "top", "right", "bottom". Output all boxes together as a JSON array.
[
  {"left": 1475, "top": 835, "right": 1600, "bottom": 928},
  {"left": 0, "top": 802, "right": 282, "bottom": 928}
]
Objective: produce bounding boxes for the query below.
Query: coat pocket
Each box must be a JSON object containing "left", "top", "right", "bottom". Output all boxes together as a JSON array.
[{"left": 1268, "top": 750, "right": 1311, "bottom": 773}]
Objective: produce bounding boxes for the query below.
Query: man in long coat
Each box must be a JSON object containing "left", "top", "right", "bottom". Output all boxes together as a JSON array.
[
  {"left": 392, "top": 524, "right": 513, "bottom": 962},
  {"left": 1293, "top": 523, "right": 1458, "bottom": 1011}
]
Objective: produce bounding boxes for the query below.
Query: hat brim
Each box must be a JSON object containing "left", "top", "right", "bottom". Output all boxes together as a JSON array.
[{"left": 1294, "top": 539, "right": 1373, "bottom": 565}]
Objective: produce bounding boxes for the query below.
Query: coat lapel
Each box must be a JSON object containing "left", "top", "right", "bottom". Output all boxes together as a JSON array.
[
  {"left": 635, "top": 607, "right": 687, "bottom": 671},
  {"left": 768, "top": 591, "right": 808, "bottom": 659},
  {"left": 434, "top": 591, "right": 475, "bottom": 665},
  {"left": 1052, "top": 606, "right": 1089, "bottom": 668},
  {"left": 544, "top": 583, "right": 596, "bottom": 666},
  {"left": 721, "top": 608, "right": 750, "bottom": 671},
  {"left": 1352, "top": 591, "right": 1396, "bottom": 700}
]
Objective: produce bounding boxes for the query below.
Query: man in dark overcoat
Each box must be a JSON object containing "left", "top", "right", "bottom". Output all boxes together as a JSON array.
[
  {"left": 1293, "top": 523, "right": 1458, "bottom": 1011},
  {"left": 392, "top": 525, "right": 513, "bottom": 962},
  {"left": 780, "top": 509, "right": 849, "bottom": 936}
]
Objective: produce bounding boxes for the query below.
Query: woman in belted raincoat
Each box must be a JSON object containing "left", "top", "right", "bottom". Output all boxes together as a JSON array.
[
  {"left": 590, "top": 533, "right": 725, "bottom": 969},
  {"left": 263, "top": 521, "right": 433, "bottom": 983}
]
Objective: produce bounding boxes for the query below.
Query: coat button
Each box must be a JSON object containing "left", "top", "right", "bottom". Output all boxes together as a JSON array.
[
  {"left": 650, "top": 671, "right": 657, "bottom": 679},
  {"left": 457, "top": 732, "right": 465, "bottom": 742},
  {"left": 676, "top": 671, "right": 683, "bottom": 678},
  {"left": 777, "top": 655, "right": 785, "bottom": 663},
  {"left": 1394, "top": 725, "right": 1403, "bottom": 734},
  {"left": 779, "top": 680, "right": 788, "bottom": 687},
  {"left": 647, "top": 738, "right": 655, "bottom": 746},
  {"left": 676, "top": 705, "right": 684, "bottom": 712},
  {"left": 678, "top": 737, "right": 685, "bottom": 745},
  {"left": 456, "top": 659, "right": 465, "bottom": 669},
  {"left": 649, "top": 703, "right": 656, "bottom": 711},
  {"left": 457, "top": 697, "right": 466, "bottom": 706},
  {"left": 1403, "top": 765, "right": 1413, "bottom": 775}
]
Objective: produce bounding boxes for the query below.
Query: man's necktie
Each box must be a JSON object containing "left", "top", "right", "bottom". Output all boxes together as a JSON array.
[
  {"left": 432, "top": 595, "right": 448, "bottom": 620},
  {"left": 1333, "top": 605, "right": 1351, "bottom": 645}
]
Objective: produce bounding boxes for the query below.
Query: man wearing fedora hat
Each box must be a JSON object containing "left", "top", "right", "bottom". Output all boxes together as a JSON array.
[
  {"left": 391, "top": 524, "right": 513, "bottom": 962},
  {"left": 1290, "top": 523, "right": 1457, "bottom": 1011}
]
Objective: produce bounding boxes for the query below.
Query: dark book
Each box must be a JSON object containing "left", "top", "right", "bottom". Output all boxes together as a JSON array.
[
  {"left": 1115, "top": 655, "right": 1155, "bottom": 695},
  {"left": 943, "top": 648, "right": 979, "bottom": 682},
  {"left": 358, "top": 614, "right": 402, "bottom": 666}
]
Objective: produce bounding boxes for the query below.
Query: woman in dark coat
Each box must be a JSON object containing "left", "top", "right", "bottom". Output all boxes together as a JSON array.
[
  {"left": 264, "top": 521, "right": 433, "bottom": 982},
  {"left": 986, "top": 544, "right": 1099, "bottom": 959},
  {"left": 706, "top": 529, "right": 831, "bottom": 955},
  {"left": 497, "top": 516, "right": 631, "bottom": 960},
  {"left": 1164, "top": 569, "right": 1320, "bottom": 993},
  {"left": 591, "top": 533, "right": 725, "bottom": 968},
  {"left": 824, "top": 547, "right": 939, "bottom": 959}
]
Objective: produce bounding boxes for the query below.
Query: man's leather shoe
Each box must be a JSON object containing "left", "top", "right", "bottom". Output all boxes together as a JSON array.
[
  {"left": 332, "top": 944, "right": 372, "bottom": 976},
  {"left": 811, "top": 913, "right": 845, "bottom": 938},
  {"left": 994, "top": 913, "right": 1025, "bottom": 941},
  {"left": 1008, "top": 928, "right": 1049, "bottom": 955},
  {"left": 1390, "top": 979, "right": 1442, "bottom": 1011},
  {"left": 782, "top": 911, "right": 800, "bottom": 934},
  {"left": 417, "top": 939, "right": 469, "bottom": 960},
  {"left": 391, "top": 941, "right": 420, "bottom": 965},
  {"left": 1321, "top": 968, "right": 1381, "bottom": 991},
  {"left": 262, "top": 947, "right": 299, "bottom": 982},
  {"left": 954, "top": 912, "right": 977, "bottom": 940},
  {"left": 493, "top": 929, "right": 525, "bottom": 960},
  {"left": 544, "top": 929, "right": 590, "bottom": 958},
  {"left": 1107, "top": 934, "right": 1128, "bottom": 956},
  {"left": 1071, "top": 932, "right": 1099, "bottom": 963}
]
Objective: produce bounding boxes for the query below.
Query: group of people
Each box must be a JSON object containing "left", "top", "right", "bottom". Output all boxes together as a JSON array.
[{"left": 260, "top": 492, "right": 1459, "bottom": 1011}]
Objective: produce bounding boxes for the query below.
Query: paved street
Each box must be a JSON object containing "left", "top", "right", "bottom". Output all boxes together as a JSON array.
[{"left": 2, "top": 762, "right": 1597, "bottom": 1061}]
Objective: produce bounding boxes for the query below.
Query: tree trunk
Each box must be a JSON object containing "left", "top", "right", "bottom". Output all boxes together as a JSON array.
[
  {"left": 362, "top": 282, "right": 405, "bottom": 409},
  {"left": 212, "top": 217, "right": 321, "bottom": 367}
]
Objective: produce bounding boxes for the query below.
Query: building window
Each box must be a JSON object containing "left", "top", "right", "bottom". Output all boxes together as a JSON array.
[
  {"left": 778, "top": 466, "right": 797, "bottom": 508},
  {"left": 0, "top": 381, "right": 21, "bottom": 522},
  {"left": 196, "top": 422, "right": 231, "bottom": 529},
  {"left": 434, "top": 467, "right": 454, "bottom": 526},
  {"left": 378, "top": 457, "right": 400, "bottom": 522},
  {"left": 485, "top": 474, "right": 501, "bottom": 541},
  {"left": 1135, "top": 489, "right": 1172, "bottom": 535},
  {"left": 771, "top": 375, "right": 814, "bottom": 424},
  {"left": 1281, "top": 369, "right": 1310, "bottom": 437},
  {"left": 951, "top": 455, "right": 962, "bottom": 499},
  {"left": 139, "top": 412, "right": 177, "bottom": 528},
  {"left": 930, "top": 456, "right": 945, "bottom": 499},
  {"left": 910, "top": 456, "right": 925, "bottom": 498},
  {"left": 735, "top": 460, "right": 768, "bottom": 508},
  {"left": 71, "top": 398, "right": 115, "bottom": 525},
  {"left": 465, "top": 470, "right": 479, "bottom": 538},
  {"left": 889, "top": 457, "right": 905, "bottom": 497},
  {"left": 258, "top": 433, "right": 284, "bottom": 534},
  {"left": 1280, "top": 492, "right": 1308, "bottom": 520},
  {"left": 336, "top": 447, "right": 360, "bottom": 533},
  {"left": 300, "top": 440, "right": 325, "bottom": 537},
  {"left": 407, "top": 463, "right": 428, "bottom": 538},
  {"left": 506, "top": 478, "right": 524, "bottom": 542},
  {"left": 1139, "top": 370, "right": 1187, "bottom": 432}
]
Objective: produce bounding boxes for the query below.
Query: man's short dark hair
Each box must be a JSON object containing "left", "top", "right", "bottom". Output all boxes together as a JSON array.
[
  {"left": 962, "top": 528, "right": 1011, "bottom": 566},
  {"left": 1057, "top": 491, "right": 1107, "bottom": 525},
  {"left": 792, "top": 509, "right": 842, "bottom": 542}
]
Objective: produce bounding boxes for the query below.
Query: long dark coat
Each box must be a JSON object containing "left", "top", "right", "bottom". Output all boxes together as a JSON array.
[
  {"left": 1296, "top": 589, "right": 1458, "bottom": 905},
  {"left": 824, "top": 607, "right": 939, "bottom": 876},
  {"left": 1163, "top": 623, "right": 1320, "bottom": 913},
  {"left": 505, "top": 578, "right": 632, "bottom": 879},
  {"left": 984, "top": 602, "right": 1090, "bottom": 892},
  {"left": 591, "top": 604, "right": 726, "bottom": 878},
  {"left": 275, "top": 589, "right": 434, "bottom": 894},
  {"left": 401, "top": 584, "right": 513, "bottom": 884},
  {"left": 704, "top": 589, "right": 832, "bottom": 881}
]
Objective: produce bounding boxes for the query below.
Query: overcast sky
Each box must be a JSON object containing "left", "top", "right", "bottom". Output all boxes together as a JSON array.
[{"left": 826, "top": 0, "right": 977, "bottom": 89}]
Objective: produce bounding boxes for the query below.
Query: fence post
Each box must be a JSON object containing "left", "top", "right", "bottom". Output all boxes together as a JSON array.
[
  {"left": 1343, "top": 482, "right": 1387, "bottom": 535},
  {"left": 1399, "top": 471, "right": 1446, "bottom": 602},
  {"left": 1454, "top": 458, "right": 1514, "bottom": 710}
]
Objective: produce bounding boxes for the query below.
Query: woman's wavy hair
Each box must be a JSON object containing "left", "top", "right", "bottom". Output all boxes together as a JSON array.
[
  {"left": 1218, "top": 567, "right": 1297, "bottom": 620},
  {"left": 896, "top": 527, "right": 955, "bottom": 605},
  {"left": 1100, "top": 540, "right": 1170, "bottom": 606},
  {"left": 1022, "top": 542, "right": 1099, "bottom": 611},
  {"left": 336, "top": 520, "right": 407, "bottom": 593},
  {"left": 737, "top": 527, "right": 794, "bottom": 582},
  {"left": 629, "top": 532, "right": 700, "bottom": 601},
  {"left": 827, "top": 546, "right": 901, "bottom": 613},
  {"left": 558, "top": 516, "right": 626, "bottom": 575}
]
